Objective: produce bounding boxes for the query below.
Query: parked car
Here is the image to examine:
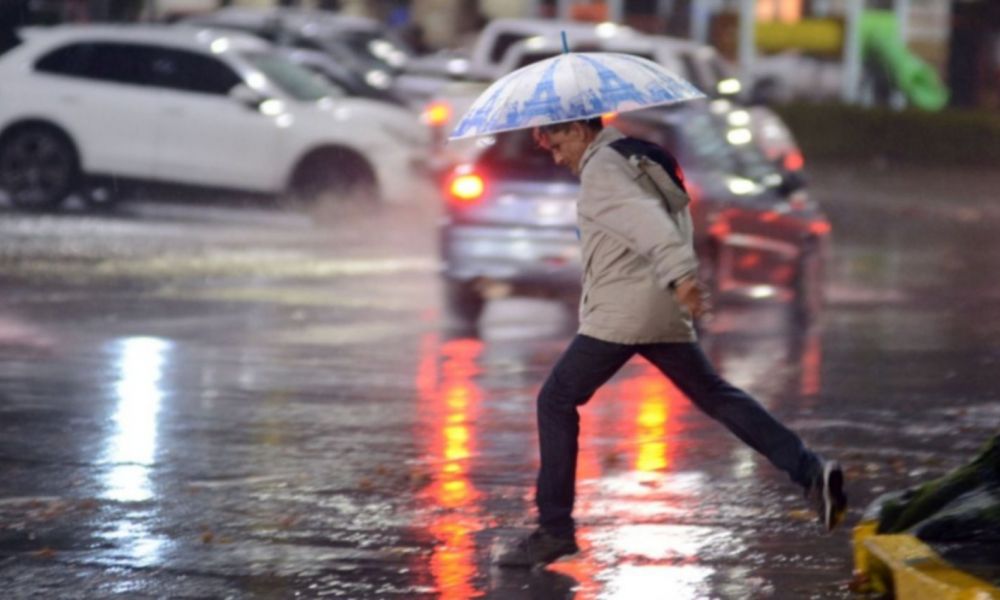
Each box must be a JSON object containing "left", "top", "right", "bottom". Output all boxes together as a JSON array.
[
  {"left": 0, "top": 25, "right": 430, "bottom": 210},
  {"left": 438, "top": 100, "right": 829, "bottom": 328},
  {"left": 273, "top": 46, "right": 406, "bottom": 105},
  {"left": 180, "top": 8, "right": 419, "bottom": 105}
]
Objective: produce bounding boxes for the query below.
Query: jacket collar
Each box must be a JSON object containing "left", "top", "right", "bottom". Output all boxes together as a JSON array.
[{"left": 580, "top": 126, "right": 625, "bottom": 173}]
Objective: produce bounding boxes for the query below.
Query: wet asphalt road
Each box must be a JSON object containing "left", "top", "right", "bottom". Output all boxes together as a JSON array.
[{"left": 1, "top": 163, "right": 999, "bottom": 599}]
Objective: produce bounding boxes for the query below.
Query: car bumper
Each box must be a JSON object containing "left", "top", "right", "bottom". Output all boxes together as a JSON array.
[
  {"left": 441, "top": 224, "right": 582, "bottom": 290},
  {"left": 713, "top": 210, "right": 831, "bottom": 300},
  {"left": 372, "top": 144, "right": 433, "bottom": 204}
]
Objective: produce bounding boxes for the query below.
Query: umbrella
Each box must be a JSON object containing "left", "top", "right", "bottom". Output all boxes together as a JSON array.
[{"left": 450, "top": 47, "right": 705, "bottom": 140}]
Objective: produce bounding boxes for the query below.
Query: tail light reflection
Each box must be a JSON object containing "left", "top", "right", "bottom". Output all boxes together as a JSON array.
[{"left": 415, "top": 334, "right": 483, "bottom": 599}]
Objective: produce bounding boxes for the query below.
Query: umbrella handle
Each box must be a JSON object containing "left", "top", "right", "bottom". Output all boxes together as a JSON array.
[{"left": 561, "top": 31, "right": 569, "bottom": 54}]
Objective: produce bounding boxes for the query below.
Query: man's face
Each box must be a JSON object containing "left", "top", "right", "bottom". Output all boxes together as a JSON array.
[{"left": 538, "top": 124, "right": 592, "bottom": 176}]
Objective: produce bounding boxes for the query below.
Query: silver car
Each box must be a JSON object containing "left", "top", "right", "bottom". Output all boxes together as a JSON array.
[{"left": 439, "top": 100, "right": 830, "bottom": 328}]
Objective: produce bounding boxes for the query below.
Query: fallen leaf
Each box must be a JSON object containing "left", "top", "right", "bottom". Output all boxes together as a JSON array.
[
  {"left": 33, "top": 547, "right": 56, "bottom": 559},
  {"left": 787, "top": 509, "right": 814, "bottom": 522},
  {"left": 200, "top": 531, "right": 215, "bottom": 544}
]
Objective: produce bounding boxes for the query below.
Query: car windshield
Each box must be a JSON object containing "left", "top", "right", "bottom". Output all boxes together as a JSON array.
[
  {"left": 336, "top": 31, "right": 409, "bottom": 71},
  {"left": 679, "top": 111, "right": 780, "bottom": 181},
  {"left": 241, "top": 52, "right": 338, "bottom": 101},
  {"left": 677, "top": 112, "right": 740, "bottom": 173},
  {"left": 478, "top": 129, "right": 578, "bottom": 183}
]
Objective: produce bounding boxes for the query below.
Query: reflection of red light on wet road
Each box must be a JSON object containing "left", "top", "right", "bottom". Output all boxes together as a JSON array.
[
  {"left": 416, "top": 334, "right": 483, "bottom": 598},
  {"left": 635, "top": 389, "right": 669, "bottom": 472},
  {"left": 428, "top": 517, "right": 478, "bottom": 600},
  {"left": 624, "top": 366, "right": 684, "bottom": 474},
  {"left": 800, "top": 330, "right": 822, "bottom": 397},
  {"left": 562, "top": 362, "right": 693, "bottom": 598}
]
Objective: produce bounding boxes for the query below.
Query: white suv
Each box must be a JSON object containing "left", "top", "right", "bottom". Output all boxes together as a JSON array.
[{"left": 0, "top": 25, "right": 430, "bottom": 210}]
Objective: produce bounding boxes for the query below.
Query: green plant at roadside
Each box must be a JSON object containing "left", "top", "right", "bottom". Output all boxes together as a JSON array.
[
  {"left": 775, "top": 103, "right": 1000, "bottom": 167},
  {"left": 878, "top": 434, "right": 1000, "bottom": 534}
]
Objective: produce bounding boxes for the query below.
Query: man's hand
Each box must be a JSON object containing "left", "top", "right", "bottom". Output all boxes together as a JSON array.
[{"left": 674, "top": 275, "right": 711, "bottom": 319}]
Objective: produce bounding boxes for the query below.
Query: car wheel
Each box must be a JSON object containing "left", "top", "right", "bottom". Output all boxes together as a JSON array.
[
  {"left": 443, "top": 279, "right": 485, "bottom": 329},
  {"left": 289, "top": 149, "right": 378, "bottom": 219},
  {"left": 792, "top": 248, "right": 824, "bottom": 324},
  {"left": 0, "top": 125, "right": 78, "bottom": 210}
]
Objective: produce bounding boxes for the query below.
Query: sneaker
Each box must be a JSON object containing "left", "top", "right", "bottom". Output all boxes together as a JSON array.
[
  {"left": 496, "top": 528, "right": 580, "bottom": 568},
  {"left": 807, "top": 460, "right": 848, "bottom": 532}
]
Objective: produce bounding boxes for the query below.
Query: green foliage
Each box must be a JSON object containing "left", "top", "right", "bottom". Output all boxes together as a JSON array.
[
  {"left": 878, "top": 434, "right": 1000, "bottom": 534},
  {"left": 774, "top": 103, "right": 1000, "bottom": 166}
]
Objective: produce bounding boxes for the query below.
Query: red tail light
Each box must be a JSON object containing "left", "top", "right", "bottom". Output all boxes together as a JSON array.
[
  {"left": 447, "top": 170, "right": 485, "bottom": 204},
  {"left": 784, "top": 150, "right": 805, "bottom": 172},
  {"left": 809, "top": 220, "right": 832, "bottom": 236}
]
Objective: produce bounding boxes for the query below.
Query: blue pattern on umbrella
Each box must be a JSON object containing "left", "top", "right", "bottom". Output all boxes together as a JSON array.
[
  {"left": 450, "top": 52, "right": 705, "bottom": 139},
  {"left": 576, "top": 54, "right": 647, "bottom": 112},
  {"left": 515, "top": 59, "right": 562, "bottom": 123},
  {"left": 615, "top": 54, "right": 703, "bottom": 101},
  {"left": 454, "top": 84, "right": 506, "bottom": 137}
]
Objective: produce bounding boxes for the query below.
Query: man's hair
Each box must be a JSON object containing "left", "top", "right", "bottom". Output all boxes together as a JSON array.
[{"left": 533, "top": 117, "right": 604, "bottom": 149}]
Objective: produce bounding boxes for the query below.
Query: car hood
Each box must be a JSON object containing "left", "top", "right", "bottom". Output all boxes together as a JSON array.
[{"left": 280, "top": 97, "right": 431, "bottom": 148}]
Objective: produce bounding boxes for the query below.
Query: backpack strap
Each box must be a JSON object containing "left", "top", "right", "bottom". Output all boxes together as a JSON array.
[{"left": 609, "top": 137, "right": 690, "bottom": 215}]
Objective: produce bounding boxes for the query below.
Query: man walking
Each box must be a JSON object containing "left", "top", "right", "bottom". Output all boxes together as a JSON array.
[{"left": 497, "top": 117, "right": 847, "bottom": 568}]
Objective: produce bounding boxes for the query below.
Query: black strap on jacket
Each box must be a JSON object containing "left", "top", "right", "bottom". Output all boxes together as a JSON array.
[{"left": 608, "top": 137, "right": 687, "bottom": 193}]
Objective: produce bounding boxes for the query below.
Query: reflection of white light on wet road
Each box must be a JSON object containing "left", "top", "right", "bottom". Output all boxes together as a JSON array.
[
  {"left": 103, "top": 337, "right": 171, "bottom": 503},
  {"left": 104, "top": 520, "right": 168, "bottom": 568},
  {"left": 605, "top": 564, "right": 715, "bottom": 599},
  {"left": 589, "top": 524, "right": 742, "bottom": 599},
  {"left": 609, "top": 523, "right": 740, "bottom": 559}
]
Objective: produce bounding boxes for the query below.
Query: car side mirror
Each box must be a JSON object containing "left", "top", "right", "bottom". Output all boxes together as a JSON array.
[{"left": 229, "top": 84, "right": 265, "bottom": 110}]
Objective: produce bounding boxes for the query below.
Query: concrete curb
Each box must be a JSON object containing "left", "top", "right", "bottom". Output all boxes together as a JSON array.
[{"left": 852, "top": 521, "right": 1000, "bottom": 599}]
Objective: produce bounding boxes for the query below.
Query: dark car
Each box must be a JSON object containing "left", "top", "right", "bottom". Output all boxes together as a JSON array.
[{"left": 438, "top": 99, "right": 830, "bottom": 328}]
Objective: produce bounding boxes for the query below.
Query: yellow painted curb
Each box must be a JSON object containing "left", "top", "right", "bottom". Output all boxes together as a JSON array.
[{"left": 852, "top": 521, "right": 1000, "bottom": 599}]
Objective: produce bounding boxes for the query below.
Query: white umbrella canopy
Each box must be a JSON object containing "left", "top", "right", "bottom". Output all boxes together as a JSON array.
[{"left": 449, "top": 51, "right": 705, "bottom": 140}]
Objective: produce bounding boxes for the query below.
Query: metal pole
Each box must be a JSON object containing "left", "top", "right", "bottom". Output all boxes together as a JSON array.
[
  {"left": 656, "top": 0, "right": 674, "bottom": 19},
  {"left": 691, "top": 0, "right": 708, "bottom": 43},
  {"left": 738, "top": 0, "right": 756, "bottom": 92},
  {"left": 608, "top": 0, "right": 624, "bottom": 22},
  {"left": 841, "top": 0, "right": 863, "bottom": 103},
  {"left": 895, "top": 0, "right": 909, "bottom": 44}
]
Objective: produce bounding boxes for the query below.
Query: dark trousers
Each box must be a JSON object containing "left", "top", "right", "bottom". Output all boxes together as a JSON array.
[{"left": 536, "top": 334, "right": 821, "bottom": 538}]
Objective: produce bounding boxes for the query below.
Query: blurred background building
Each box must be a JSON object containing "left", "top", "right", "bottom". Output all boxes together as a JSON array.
[{"left": 0, "top": 0, "right": 995, "bottom": 108}]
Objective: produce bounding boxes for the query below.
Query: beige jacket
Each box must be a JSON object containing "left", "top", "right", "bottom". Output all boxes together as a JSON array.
[{"left": 576, "top": 127, "right": 698, "bottom": 344}]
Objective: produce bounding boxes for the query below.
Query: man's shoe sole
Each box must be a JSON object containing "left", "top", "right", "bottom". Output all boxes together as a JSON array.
[{"left": 823, "top": 461, "right": 847, "bottom": 531}]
